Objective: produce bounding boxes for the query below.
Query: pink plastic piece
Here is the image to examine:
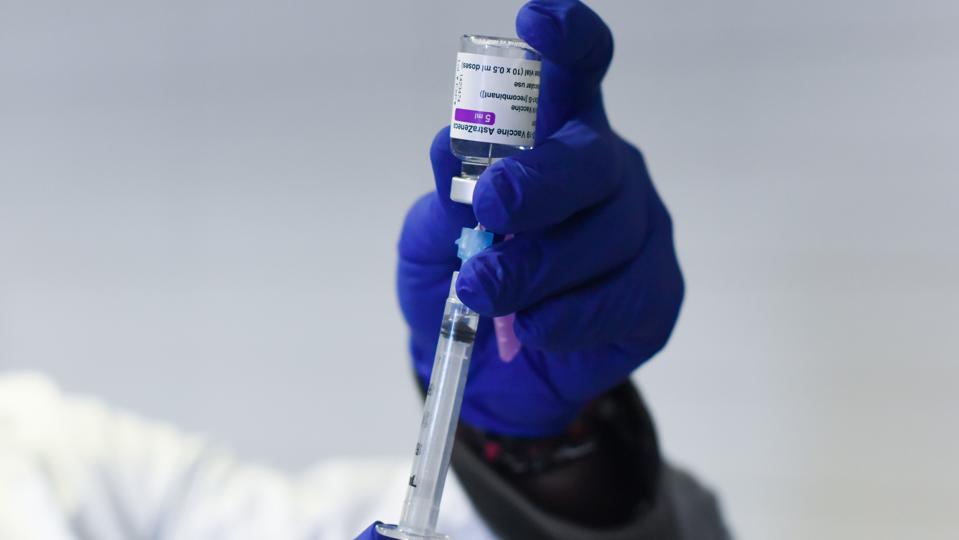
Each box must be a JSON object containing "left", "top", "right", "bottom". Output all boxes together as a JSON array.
[
  {"left": 493, "top": 314, "right": 521, "bottom": 362},
  {"left": 492, "top": 234, "right": 521, "bottom": 362}
]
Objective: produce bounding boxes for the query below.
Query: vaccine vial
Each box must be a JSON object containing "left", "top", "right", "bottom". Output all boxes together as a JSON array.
[{"left": 449, "top": 35, "right": 542, "bottom": 204}]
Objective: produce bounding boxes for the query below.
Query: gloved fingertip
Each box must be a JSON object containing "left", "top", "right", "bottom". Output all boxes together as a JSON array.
[
  {"left": 456, "top": 258, "right": 499, "bottom": 316},
  {"left": 516, "top": 1, "right": 566, "bottom": 53},
  {"left": 517, "top": 0, "right": 612, "bottom": 73},
  {"left": 353, "top": 521, "right": 387, "bottom": 540},
  {"left": 473, "top": 166, "right": 513, "bottom": 233}
]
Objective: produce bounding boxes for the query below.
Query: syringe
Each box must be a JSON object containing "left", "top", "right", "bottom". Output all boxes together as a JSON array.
[
  {"left": 379, "top": 32, "right": 539, "bottom": 539},
  {"left": 378, "top": 228, "right": 491, "bottom": 540}
]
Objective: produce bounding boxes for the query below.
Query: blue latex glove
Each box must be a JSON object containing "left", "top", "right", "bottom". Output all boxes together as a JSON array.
[
  {"left": 353, "top": 522, "right": 386, "bottom": 540},
  {"left": 397, "top": 0, "right": 684, "bottom": 437}
]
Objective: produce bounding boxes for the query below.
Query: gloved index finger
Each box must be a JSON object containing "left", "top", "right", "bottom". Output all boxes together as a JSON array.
[
  {"left": 472, "top": 117, "right": 621, "bottom": 234},
  {"left": 516, "top": 0, "right": 614, "bottom": 138}
]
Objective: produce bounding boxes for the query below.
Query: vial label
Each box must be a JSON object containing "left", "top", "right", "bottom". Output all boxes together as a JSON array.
[{"left": 450, "top": 52, "right": 541, "bottom": 147}]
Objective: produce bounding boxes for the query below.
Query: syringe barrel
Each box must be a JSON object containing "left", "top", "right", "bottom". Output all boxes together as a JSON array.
[{"left": 396, "top": 273, "right": 479, "bottom": 537}]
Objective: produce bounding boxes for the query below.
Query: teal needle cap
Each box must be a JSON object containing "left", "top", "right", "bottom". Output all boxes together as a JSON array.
[{"left": 455, "top": 227, "right": 493, "bottom": 263}]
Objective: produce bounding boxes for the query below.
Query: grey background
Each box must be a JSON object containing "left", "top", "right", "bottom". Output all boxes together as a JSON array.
[{"left": 1, "top": 1, "right": 957, "bottom": 538}]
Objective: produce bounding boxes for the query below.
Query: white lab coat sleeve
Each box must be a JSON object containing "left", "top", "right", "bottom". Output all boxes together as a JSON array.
[{"left": 0, "top": 372, "right": 492, "bottom": 540}]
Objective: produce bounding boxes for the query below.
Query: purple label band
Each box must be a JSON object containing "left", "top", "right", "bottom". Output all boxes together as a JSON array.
[{"left": 454, "top": 108, "right": 496, "bottom": 125}]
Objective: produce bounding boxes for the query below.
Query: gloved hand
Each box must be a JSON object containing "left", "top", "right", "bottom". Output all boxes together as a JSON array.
[
  {"left": 353, "top": 522, "right": 386, "bottom": 540},
  {"left": 397, "top": 0, "right": 684, "bottom": 437}
]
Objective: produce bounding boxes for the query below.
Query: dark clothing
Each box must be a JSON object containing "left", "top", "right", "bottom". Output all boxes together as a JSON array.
[{"left": 452, "top": 383, "right": 732, "bottom": 539}]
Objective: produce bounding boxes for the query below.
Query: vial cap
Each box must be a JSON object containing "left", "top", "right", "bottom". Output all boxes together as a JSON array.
[{"left": 450, "top": 176, "right": 477, "bottom": 205}]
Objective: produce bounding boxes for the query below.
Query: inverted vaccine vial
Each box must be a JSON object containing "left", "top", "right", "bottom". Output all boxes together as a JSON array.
[{"left": 449, "top": 35, "right": 542, "bottom": 204}]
